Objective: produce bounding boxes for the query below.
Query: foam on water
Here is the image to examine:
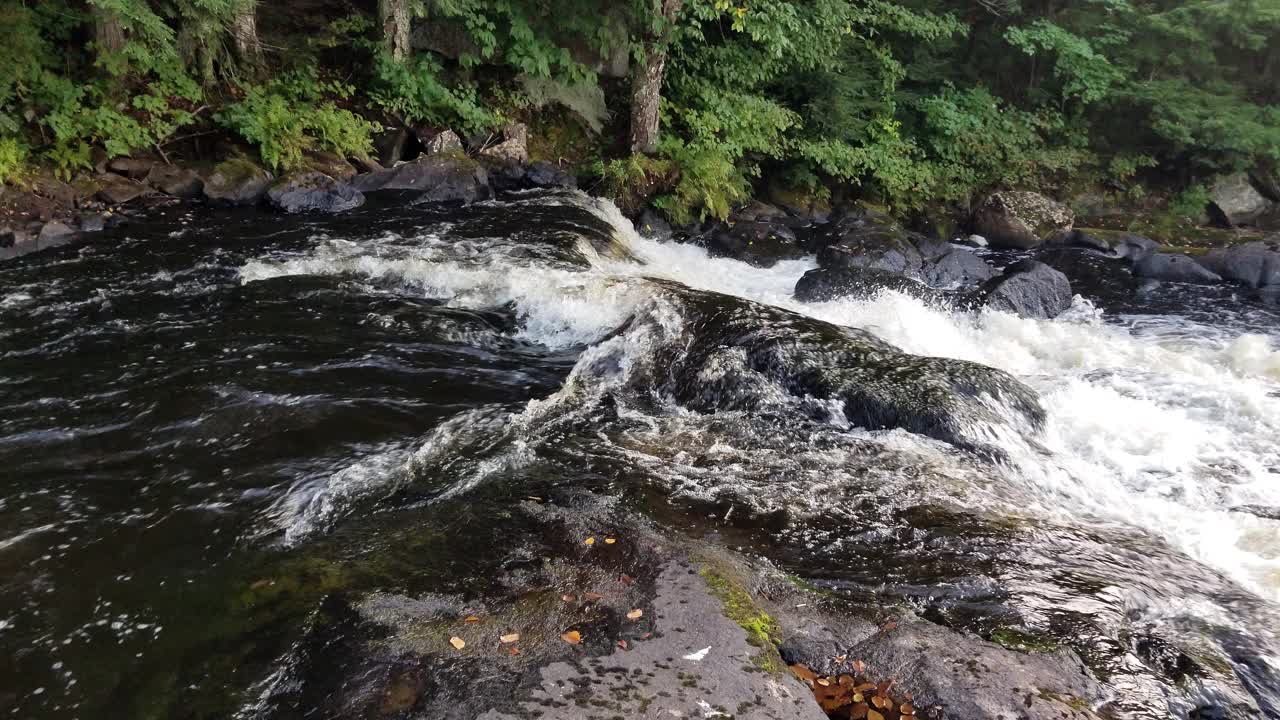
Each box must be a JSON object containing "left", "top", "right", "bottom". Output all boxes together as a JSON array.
[{"left": 242, "top": 194, "right": 1280, "bottom": 602}]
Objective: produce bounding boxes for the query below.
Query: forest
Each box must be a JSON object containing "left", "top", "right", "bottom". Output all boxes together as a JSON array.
[{"left": 2, "top": 0, "right": 1278, "bottom": 224}]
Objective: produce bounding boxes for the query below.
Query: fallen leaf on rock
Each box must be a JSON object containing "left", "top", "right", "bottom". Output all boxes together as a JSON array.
[
  {"left": 853, "top": 659, "right": 866, "bottom": 673},
  {"left": 850, "top": 702, "right": 869, "bottom": 719},
  {"left": 617, "top": 639, "right": 628, "bottom": 650},
  {"left": 507, "top": 647, "right": 520, "bottom": 656},
  {"left": 816, "top": 678, "right": 831, "bottom": 687},
  {"left": 561, "top": 630, "right": 581, "bottom": 645},
  {"left": 464, "top": 616, "right": 480, "bottom": 623},
  {"left": 250, "top": 579, "right": 274, "bottom": 590},
  {"left": 789, "top": 664, "right": 818, "bottom": 683},
  {"left": 584, "top": 537, "right": 595, "bottom": 546},
  {"left": 626, "top": 609, "right": 643, "bottom": 620},
  {"left": 868, "top": 710, "right": 885, "bottom": 720},
  {"left": 584, "top": 592, "right": 604, "bottom": 601},
  {"left": 640, "top": 632, "right": 652, "bottom": 640},
  {"left": 881, "top": 621, "right": 898, "bottom": 632},
  {"left": 604, "top": 537, "right": 617, "bottom": 545},
  {"left": 500, "top": 633, "right": 519, "bottom": 644},
  {"left": 619, "top": 574, "right": 635, "bottom": 585},
  {"left": 901, "top": 702, "right": 915, "bottom": 715},
  {"left": 449, "top": 637, "right": 466, "bottom": 650},
  {"left": 561, "top": 594, "right": 576, "bottom": 602}
]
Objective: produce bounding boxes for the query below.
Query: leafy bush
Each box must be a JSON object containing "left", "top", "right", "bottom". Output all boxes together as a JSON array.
[
  {"left": 0, "top": 137, "right": 28, "bottom": 185},
  {"left": 369, "top": 53, "right": 499, "bottom": 136},
  {"left": 654, "top": 140, "right": 752, "bottom": 225},
  {"left": 218, "top": 70, "right": 376, "bottom": 171}
]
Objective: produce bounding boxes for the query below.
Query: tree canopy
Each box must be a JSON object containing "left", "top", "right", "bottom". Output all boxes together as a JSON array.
[{"left": 1, "top": 0, "right": 1277, "bottom": 221}]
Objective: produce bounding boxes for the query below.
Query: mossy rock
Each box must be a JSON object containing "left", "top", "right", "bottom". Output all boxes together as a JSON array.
[{"left": 203, "top": 158, "right": 273, "bottom": 205}]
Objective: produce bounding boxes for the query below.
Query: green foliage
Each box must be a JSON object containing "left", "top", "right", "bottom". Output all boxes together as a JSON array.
[
  {"left": 370, "top": 53, "right": 499, "bottom": 135},
  {"left": 0, "top": 137, "right": 28, "bottom": 186},
  {"left": 217, "top": 71, "right": 376, "bottom": 171},
  {"left": 654, "top": 140, "right": 752, "bottom": 224},
  {"left": 590, "top": 153, "right": 675, "bottom": 216}
]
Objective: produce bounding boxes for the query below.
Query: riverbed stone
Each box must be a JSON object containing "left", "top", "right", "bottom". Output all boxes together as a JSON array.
[
  {"left": 969, "top": 259, "right": 1073, "bottom": 319},
  {"left": 794, "top": 266, "right": 947, "bottom": 304},
  {"left": 705, "top": 219, "right": 804, "bottom": 267},
  {"left": 267, "top": 171, "right": 365, "bottom": 214},
  {"left": 1134, "top": 253, "right": 1222, "bottom": 284},
  {"left": 351, "top": 152, "right": 491, "bottom": 203},
  {"left": 972, "top": 191, "right": 1074, "bottom": 249},
  {"left": 478, "top": 123, "right": 529, "bottom": 165},
  {"left": 96, "top": 174, "right": 147, "bottom": 205},
  {"left": 422, "top": 129, "right": 463, "bottom": 155},
  {"left": 107, "top": 156, "right": 158, "bottom": 179},
  {"left": 203, "top": 158, "right": 273, "bottom": 205},
  {"left": 146, "top": 164, "right": 204, "bottom": 198},
  {"left": 1198, "top": 239, "right": 1280, "bottom": 288}
]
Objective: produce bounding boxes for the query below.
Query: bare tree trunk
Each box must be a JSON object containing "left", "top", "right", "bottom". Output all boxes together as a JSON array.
[
  {"left": 628, "top": 0, "right": 682, "bottom": 155},
  {"left": 629, "top": 50, "right": 666, "bottom": 155},
  {"left": 379, "top": 0, "right": 413, "bottom": 62},
  {"left": 231, "top": 1, "right": 261, "bottom": 63},
  {"left": 92, "top": 5, "right": 126, "bottom": 58}
]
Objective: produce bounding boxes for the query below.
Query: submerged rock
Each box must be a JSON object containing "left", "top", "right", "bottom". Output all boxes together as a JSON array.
[
  {"left": 970, "top": 260, "right": 1073, "bottom": 319},
  {"left": 1134, "top": 253, "right": 1222, "bottom": 284},
  {"left": 972, "top": 191, "right": 1074, "bottom": 249},
  {"left": 351, "top": 152, "right": 491, "bottom": 204},
  {"left": 267, "top": 171, "right": 365, "bottom": 214},
  {"left": 1198, "top": 240, "right": 1280, "bottom": 289},
  {"left": 659, "top": 286, "right": 1046, "bottom": 454},
  {"left": 203, "top": 158, "right": 273, "bottom": 205}
]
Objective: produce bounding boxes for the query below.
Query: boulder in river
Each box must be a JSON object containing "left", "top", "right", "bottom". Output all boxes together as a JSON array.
[
  {"left": 815, "top": 220, "right": 925, "bottom": 277},
  {"left": 1198, "top": 239, "right": 1280, "bottom": 289},
  {"left": 1114, "top": 234, "right": 1160, "bottom": 263},
  {"left": 203, "top": 158, "right": 273, "bottom": 205},
  {"left": 1209, "top": 172, "right": 1272, "bottom": 226},
  {"left": 525, "top": 161, "right": 576, "bottom": 189},
  {"left": 921, "top": 246, "right": 996, "bottom": 287},
  {"left": 794, "top": 265, "right": 948, "bottom": 304},
  {"left": 704, "top": 219, "right": 803, "bottom": 267},
  {"left": 351, "top": 152, "right": 491, "bottom": 204},
  {"left": 1134, "top": 253, "right": 1222, "bottom": 284},
  {"left": 267, "top": 171, "right": 365, "bottom": 214},
  {"left": 969, "top": 259, "right": 1073, "bottom": 319},
  {"left": 972, "top": 191, "right": 1074, "bottom": 249}
]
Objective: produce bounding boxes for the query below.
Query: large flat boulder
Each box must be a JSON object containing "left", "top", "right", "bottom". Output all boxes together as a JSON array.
[
  {"left": 267, "top": 171, "right": 365, "bottom": 214},
  {"left": 351, "top": 152, "right": 491, "bottom": 204}
]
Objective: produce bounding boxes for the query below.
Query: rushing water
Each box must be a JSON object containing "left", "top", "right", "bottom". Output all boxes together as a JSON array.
[{"left": 2, "top": 190, "right": 1280, "bottom": 718}]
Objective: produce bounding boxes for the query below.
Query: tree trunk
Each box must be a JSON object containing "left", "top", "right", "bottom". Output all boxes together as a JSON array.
[
  {"left": 629, "top": 49, "right": 666, "bottom": 155},
  {"left": 628, "top": 0, "right": 682, "bottom": 155},
  {"left": 379, "top": 0, "right": 413, "bottom": 62},
  {"left": 231, "top": 1, "right": 261, "bottom": 63},
  {"left": 92, "top": 5, "right": 126, "bottom": 58}
]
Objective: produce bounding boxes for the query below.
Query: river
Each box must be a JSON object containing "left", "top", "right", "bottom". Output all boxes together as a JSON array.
[{"left": 2, "top": 190, "right": 1279, "bottom": 718}]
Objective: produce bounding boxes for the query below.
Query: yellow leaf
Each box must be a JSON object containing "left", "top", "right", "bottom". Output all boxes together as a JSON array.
[
  {"left": 604, "top": 538, "right": 617, "bottom": 545},
  {"left": 626, "top": 609, "right": 643, "bottom": 620},
  {"left": 868, "top": 711, "right": 885, "bottom": 720},
  {"left": 500, "top": 633, "right": 520, "bottom": 644},
  {"left": 561, "top": 630, "right": 582, "bottom": 644},
  {"left": 584, "top": 537, "right": 595, "bottom": 546},
  {"left": 464, "top": 616, "right": 480, "bottom": 623},
  {"left": 448, "top": 636, "right": 466, "bottom": 650}
]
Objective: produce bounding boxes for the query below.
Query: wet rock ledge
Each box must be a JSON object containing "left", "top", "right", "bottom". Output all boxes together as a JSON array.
[{"left": 252, "top": 491, "right": 1112, "bottom": 720}]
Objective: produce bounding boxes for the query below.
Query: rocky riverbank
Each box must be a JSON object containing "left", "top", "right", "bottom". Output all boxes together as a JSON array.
[{"left": 5, "top": 125, "right": 1279, "bottom": 317}]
